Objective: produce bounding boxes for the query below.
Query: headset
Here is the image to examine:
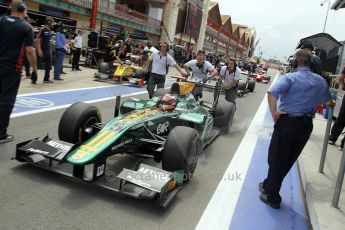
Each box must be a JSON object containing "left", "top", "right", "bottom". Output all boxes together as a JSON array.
[
  {"left": 160, "top": 42, "right": 170, "bottom": 52},
  {"left": 288, "top": 56, "right": 298, "bottom": 69},
  {"left": 10, "top": 0, "right": 27, "bottom": 13}
]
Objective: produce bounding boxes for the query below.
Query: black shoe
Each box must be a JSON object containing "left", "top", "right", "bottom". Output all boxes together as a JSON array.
[
  {"left": 75, "top": 68, "right": 82, "bottom": 71},
  {"left": 259, "top": 193, "right": 280, "bottom": 209},
  {"left": 43, "top": 80, "right": 54, "bottom": 83},
  {"left": 258, "top": 182, "right": 266, "bottom": 193},
  {"left": 61, "top": 71, "right": 67, "bottom": 74},
  {"left": 54, "top": 78, "right": 64, "bottom": 81},
  {"left": 0, "top": 134, "right": 14, "bottom": 144},
  {"left": 31, "top": 80, "right": 36, "bottom": 84},
  {"left": 328, "top": 138, "right": 336, "bottom": 145}
]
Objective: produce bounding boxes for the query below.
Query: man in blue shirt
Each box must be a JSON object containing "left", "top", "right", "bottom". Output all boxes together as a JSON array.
[
  {"left": 54, "top": 24, "right": 67, "bottom": 81},
  {"left": 259, "top": 49, "right": 333, "bottom": 209}
]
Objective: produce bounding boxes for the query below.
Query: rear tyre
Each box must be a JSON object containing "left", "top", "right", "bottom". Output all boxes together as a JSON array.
[
  {"left": 162, "top": 126, "right": 199, "bottom": 181},
  {"left": 247, "top": 79, "right": 256, "bottom": 92},
  {"left": 58, "top": 102, "right": 102, "bottom": 144},
  {"left": 213, "top": 102, "right": 236, "bottom": 133},
  {"left": 238, "top": 80, "right": 246, "bottom": 91},
  {"left": 99, "top": 62, "right": 109, "bottom": 74}
]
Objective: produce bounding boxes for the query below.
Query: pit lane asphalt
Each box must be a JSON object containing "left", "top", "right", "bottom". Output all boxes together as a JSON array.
[{"left": 0, "top": 70, "right": 275, "bottom": 230}]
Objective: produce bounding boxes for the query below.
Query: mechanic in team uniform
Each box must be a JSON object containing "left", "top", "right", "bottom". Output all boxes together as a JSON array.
[
  {"left": 144, "top": 42, "right": 184, "bottom": 99},
  {"left": 0, "top": 0, "right": 37, "bottom": 144},
  {"left": 328, "top": 66, "right": 345, "bottom": 150},
  {"left": 37, "top": 16, "right": 54, "bottom": 83},
  {"left": 219, "top": 58, "right": 241, "bottom": 104},
  {"left": 259, "top": 49, "right": 333, "bottom": 209},
  {"left": 183, "top": 51, "right": 218, "bottom": 100}
]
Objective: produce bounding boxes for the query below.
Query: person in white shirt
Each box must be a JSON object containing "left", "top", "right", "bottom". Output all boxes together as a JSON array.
[
  {"left": 219, "top": 58, "right": 241, "bottom": 104},
  {"left": 143, "top": 41, "right": 159, "bottom": 84},
  {"left": 144, "top": 42, "right": 184, "bottom": 99},
  {"left": 143, "top": 41, "right": 159, "bottom": 54},
  {"left": 72, "top": 30, "right": 83, "bottom": 71},
  {"left": 183, "top": 52, "right": 218, "bottom": 100}
]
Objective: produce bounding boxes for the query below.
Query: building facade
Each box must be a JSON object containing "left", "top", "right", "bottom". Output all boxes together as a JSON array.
[
  {"left": 203, "top": 2, "right": 256, "bottom": 60},
  {"left": 0, "top": 0, "right": 256, "bottom": 60}
]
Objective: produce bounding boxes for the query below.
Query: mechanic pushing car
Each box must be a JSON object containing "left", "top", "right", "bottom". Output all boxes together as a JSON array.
[
  {"left": 219, "top": 57, "right": 241, "bottom": 105},
  {"left": 183, "top": 51, "right": 218, "bottom": 100},
  {"left": 144, "top": 41, "right": 185, "bottom": 99}
]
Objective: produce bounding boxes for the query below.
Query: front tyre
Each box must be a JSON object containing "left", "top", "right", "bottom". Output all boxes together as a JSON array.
[
  {"left": 58, "top": 102, "right": 102, "bottom": 144},
  {"left": 213, "top": 102, "right": 236, "bottom": 133},
  {"left": 162, "top": 126, "right": 200, "bottom": 181}
]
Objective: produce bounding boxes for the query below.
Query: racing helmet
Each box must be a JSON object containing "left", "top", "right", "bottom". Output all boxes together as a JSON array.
[{"left": 159, "top": 95, "right": 177, "bottom": 111}]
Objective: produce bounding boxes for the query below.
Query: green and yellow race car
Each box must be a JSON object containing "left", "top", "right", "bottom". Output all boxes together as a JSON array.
[{"left": 15, "top": 80, "right": 235, "bottom": 208}]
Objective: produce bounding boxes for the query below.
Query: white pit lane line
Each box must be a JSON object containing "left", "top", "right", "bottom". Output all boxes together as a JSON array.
[{"left": 196, "top": 74, "right": 278, "bottom": 229}]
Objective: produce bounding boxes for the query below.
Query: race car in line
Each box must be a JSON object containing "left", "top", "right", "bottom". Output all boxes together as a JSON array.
[
  {"left": 94, "top": 54, "right": 146, "bottom": 87},
  {"left": 15, "top": 79, "right": 235, "bottom": 208},
  {"left": 252, "top": 69, "right": 271, "bottom": 84}
]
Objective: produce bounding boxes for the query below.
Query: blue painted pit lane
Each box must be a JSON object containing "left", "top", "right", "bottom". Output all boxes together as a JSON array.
[
  {"left": 12, "top": 81, "right": 174, "bottom": 117},
  {"left": 229, "top": 137, "right": 309, "bottom": 230},
  {"left": 197, "top": 73, "right": 309, "bottom": 230}
]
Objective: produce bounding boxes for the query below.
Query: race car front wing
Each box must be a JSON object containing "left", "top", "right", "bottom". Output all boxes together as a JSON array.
[{"left": 14, "top": 136, "right": 183, "bottom": 208}]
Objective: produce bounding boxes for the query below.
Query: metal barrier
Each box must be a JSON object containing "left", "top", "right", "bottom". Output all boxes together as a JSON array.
[
  {"left": 319, "top": 105, "right": 334, "bottom": 173},
  {"left": 332, "top": 146, "right": 345, "bottom": 208},
  {"left": 317, "top": 97, "right": 345, "bottom": 207}
]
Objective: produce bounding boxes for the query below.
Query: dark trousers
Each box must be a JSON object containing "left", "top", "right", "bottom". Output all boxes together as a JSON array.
[
  {"left": 72, "top": 48, "right": 81, "bottom": 70},
  {"left": 147, "top": 73, "right": 166, "bottom": 99},
  {"left": 23, "top": 55, "right": 30, "bottom": 77},
  {"left": 0, "top": 69, "right": 21, "bottom": 139},
  {"left": 263, "top": 115, "right": 313, "bottom": 204},
  {"left": 43, "top": 51, "right": 52, "bottom": 81},
  {"left": 224, "top": 86, "right": 239, "bottom": 104},
  {"left": 329, "top": 96, "right": 345, "bottom": 147}
]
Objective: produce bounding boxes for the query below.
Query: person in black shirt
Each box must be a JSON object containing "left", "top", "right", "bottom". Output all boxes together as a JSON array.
[
  {"left": 0, "top": 0, "right": 37, "bottom": 144},
  {"left": 299, "top": 40, "right": 322, "bottom": 75},
  {"left": 37, "top": 16, "right": 54, "bottom": 83},
  {"left": 123, "top": 38, "right": 132, "bottom": 56}
]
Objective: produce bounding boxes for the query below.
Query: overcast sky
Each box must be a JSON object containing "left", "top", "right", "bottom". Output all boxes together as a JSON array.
[{"left": 216, "top": 0, "right": 345, "bottom": 61}]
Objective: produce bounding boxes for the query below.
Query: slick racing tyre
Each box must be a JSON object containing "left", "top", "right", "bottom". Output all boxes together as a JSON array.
[
  {"left": 247, "top": 79, "right": 256, "bottom": 92},
  {"left": 99, "top": 62, "right": 109, "bottom": 74},
  {"left": 213, "top": 102, "right": 236, "bottom": 133},
  {"left": 238, "top": 80, "right": 246, "bottom": 91},
  {"left": 59, "top": 102, "right": 102, "bottom": 144},
  {"left": 162, "top": 126, "right": 199, "bottom": 181}
]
